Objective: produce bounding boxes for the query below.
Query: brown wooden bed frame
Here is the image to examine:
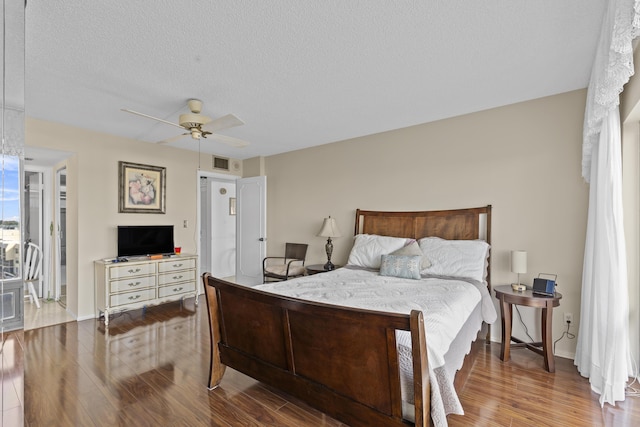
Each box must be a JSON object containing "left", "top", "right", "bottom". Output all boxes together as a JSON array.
[{"left": 204, "top": 205, "right": 492, "bottom": 427}]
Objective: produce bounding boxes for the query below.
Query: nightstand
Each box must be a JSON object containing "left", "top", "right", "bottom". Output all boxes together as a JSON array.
[
  {"left": 494, "top": 285, "right": 562, "bottom": 372},
  {"left": 306, "top": 264, "right": 342, "bottom": 275}
]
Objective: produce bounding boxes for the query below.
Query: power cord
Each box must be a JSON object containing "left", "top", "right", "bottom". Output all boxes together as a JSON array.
[
  {"left": 514, "top": 305, "right": 535, "bottom": 342},
  {"left": 553, "top": 318, "right": 576, "bottom": 354},
  {"left": 626, "top": 349, "right": 640, "bottom": 398}
]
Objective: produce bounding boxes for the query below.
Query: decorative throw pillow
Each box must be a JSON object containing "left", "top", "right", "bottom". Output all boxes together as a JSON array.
[
  {"left": 379, "top": 254, "right": 422, "bottom": 280},
  {"left": 347, "top": 234, "right": 410, "bottom": 269},
  {"left": 390, "top": 240, "right": 431, "bottom": 270}
]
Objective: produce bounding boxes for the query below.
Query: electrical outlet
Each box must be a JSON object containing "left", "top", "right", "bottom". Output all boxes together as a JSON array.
[
  {"left": 183, "top": 220, "right": 188, "bottom": 228},
  {"left": 564, "top": 313, "right": 573, "bottom": 324}
]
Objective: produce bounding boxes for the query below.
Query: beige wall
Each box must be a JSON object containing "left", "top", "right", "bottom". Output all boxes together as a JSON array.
[
  {"left": 265, "top": 90, "right": 590, "bottom": 358},
  {"left": 26, "top": 117, "right": 240, "bottom": 320}
]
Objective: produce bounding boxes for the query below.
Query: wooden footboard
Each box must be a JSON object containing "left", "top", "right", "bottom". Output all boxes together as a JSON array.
[{"left": 203, "top": 273, "right": 430, "bottom": 427}]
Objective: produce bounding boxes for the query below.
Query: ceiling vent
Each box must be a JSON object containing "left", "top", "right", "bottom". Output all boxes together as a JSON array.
[{"left": 213, "top": 156, "right": 230, "bottom": 171}]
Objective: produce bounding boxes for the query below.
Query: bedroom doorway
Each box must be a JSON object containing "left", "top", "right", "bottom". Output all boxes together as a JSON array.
[
  {"left": 197, "top": 172, "right": 266, "bottom": 289},
  {"left": 22, "top": 148, "right": 74, "bottom": 330},
  {"left": 199, "top": 173, "right": 237, "bottom": 282}
]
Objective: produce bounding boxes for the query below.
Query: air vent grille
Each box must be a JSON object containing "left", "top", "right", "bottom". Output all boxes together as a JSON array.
[{"left": 213, "top": 156, "right": 230, "bottom": 171}]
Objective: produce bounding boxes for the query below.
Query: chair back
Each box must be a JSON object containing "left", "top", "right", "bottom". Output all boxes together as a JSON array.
[
  {"left": 25, "top": 242, "right": 42, "bottom": 281},
  {"left": 285, "top": 243, "right": 308, "bottom": 262}
]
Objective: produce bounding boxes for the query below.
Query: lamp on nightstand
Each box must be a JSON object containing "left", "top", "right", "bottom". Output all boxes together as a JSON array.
[
  {"left": 317, "top": 216, "right": 342, "bottom": 271},
  {"left": 511, "top": 250, "right": 527, "bottom": 291}
]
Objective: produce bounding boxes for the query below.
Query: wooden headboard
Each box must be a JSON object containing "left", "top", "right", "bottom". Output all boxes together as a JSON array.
[{"left": 355, "top": 205, "right": 492, "bottom": 242}]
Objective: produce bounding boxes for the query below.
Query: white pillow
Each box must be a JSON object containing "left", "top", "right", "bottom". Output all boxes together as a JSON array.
[
  {"left": 418, "top": 237, "right": 490, "bottom": 282},
  {"left": 347, "top": 234, "right": 410, "bottom": 269}
]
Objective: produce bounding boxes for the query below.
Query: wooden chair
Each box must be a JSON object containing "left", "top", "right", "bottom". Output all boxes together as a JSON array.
[
  {"left": 262, "top": 243, "right": 308, "bottom": 283},
  {"left": 24, "top": 242, "right": 42, "bottom": 308}
]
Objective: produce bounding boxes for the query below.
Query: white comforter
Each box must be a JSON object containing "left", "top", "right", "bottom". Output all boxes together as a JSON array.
[{"left": 256, "top": 267, "right": 497, "bottom": 426}]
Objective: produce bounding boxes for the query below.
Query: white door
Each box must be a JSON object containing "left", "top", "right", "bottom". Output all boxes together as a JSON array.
[{"left": 235, "top": 176, "right": 266, "bottom": 286}]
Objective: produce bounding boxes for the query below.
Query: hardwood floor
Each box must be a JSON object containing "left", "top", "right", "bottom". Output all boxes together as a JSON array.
[
  {"left": 1, "top": 330, "right": 23, "bottom": 427},
  {"left": 19, "top": 298, "right": 640, "bottom": 426}
]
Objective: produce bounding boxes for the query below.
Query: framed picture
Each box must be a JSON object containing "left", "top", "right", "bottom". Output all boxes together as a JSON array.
[{"left": 119, "top": 161, "right": 166, "bottom": 214}]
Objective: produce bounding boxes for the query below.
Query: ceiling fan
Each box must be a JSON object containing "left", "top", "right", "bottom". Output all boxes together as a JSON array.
[{"left": 121, "top": 99, "right": 249, "bottom": 147}]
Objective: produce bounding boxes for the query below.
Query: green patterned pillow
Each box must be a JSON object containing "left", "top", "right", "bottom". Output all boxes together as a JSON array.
[{"left": 379, "top": 254, "right": 422, "bottom": 280}]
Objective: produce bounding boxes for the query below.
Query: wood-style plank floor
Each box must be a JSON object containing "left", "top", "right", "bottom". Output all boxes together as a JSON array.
[{"left": 19, "top": 298, "right": 640, "bottom": 426}]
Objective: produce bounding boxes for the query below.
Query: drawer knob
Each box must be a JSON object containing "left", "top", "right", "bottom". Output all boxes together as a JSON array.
[
  {"left": 128, "top": 268, "right": 141, "bottom": 274},
  {"left": 172, "top": 275, "right": 183, "bottom": 280},
  {"left": 172, "top": 263, "right": 183, "bottom": 268},
  {"left": 173, "top": 287, "right": 183, "bottom": 292},
  {"left": 128, "top": 295, "right": 141, "bottom": 300},
  {"left": 128, "top": 282, "right": 141, "bottom": 287}
]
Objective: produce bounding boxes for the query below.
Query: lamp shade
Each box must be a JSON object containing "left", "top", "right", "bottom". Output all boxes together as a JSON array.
[
  {"left": 317, "top": 216, "right": 342, "bottom": 238},
  {"left": 511, "top": 250, "right": 527, "bottom": 274}
]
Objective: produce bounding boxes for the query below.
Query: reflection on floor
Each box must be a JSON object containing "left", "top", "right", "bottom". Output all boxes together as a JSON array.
[
  {"left": 1, "top": 330, "right": 23, "bottom": 427},
  {"left": 23, "top": 298, "right": 74, "bottom": 331}
]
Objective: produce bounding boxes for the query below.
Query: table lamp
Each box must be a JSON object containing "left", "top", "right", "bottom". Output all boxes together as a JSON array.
[
  {"left": 317, "top": 216, "right": 342, "bottom": 270},
  {"left": 511, "top": 250, "right": 527, "bottom": 291}
]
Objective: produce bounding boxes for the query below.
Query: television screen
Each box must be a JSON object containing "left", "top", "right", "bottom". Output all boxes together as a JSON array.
[{"left": 117, "top": 225, "right": 175, "bottom": 258}]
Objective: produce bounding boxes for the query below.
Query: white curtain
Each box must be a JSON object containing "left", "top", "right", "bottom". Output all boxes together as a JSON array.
[
  {"left": 576, "top": 107, "right": 632, "bottom": 406},
  {"left": 578, "top": 0, "right": 639, "bottom": 407}
]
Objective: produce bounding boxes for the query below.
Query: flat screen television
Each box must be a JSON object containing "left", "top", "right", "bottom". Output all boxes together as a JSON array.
[{"left": 117, "top": 225, "right": 175, "bottom": 258}]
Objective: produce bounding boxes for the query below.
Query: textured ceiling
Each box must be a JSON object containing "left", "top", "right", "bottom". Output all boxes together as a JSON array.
[{"left": 25, "top": 1, "right": 606, "bottom": 161}]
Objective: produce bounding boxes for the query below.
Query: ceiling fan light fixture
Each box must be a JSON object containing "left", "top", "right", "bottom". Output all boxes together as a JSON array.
[
  {"left": 190, "top": 129, "right": 201, "bottom": 139},
  {"left": 179, "top": 112, "right": 211, "bottom": 128},
  {"left": 187, "top": 99, "right": 203, "bottom": 114}
]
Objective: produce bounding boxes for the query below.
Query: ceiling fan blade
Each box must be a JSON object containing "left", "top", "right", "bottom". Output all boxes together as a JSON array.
[
  {"left": 206, "top": 132, "right": 250, "bottom": 148},
  {"left": 157, "top": 132, "right": 189, "bottom": 144},
  {"left": 121, "top": 108, "right": 185, "bottom": 130},
  {"left": 202, "top": 114, "right": 244, "bottom": 132}
]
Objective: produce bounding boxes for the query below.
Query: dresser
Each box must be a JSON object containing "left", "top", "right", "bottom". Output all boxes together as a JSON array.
[{"left": 94, "top": 254, "right": 198, "bottom": 326}]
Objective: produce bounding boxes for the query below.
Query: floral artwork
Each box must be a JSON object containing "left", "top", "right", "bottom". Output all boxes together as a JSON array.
[{"left": 118, "top": 161, "right": 166, "bottom": 213}]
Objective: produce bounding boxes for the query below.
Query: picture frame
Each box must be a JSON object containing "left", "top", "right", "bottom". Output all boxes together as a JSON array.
[{"left": 119, "top": 161, "right": 166, "bottom": 214}]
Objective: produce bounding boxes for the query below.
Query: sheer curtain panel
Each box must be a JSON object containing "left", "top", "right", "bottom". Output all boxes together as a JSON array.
[
  {"left": 578, "top": 0, "right": 639, "bottom": 407},
  {"left": 576, "top": 107, "right": 632, "bottom": 406}
]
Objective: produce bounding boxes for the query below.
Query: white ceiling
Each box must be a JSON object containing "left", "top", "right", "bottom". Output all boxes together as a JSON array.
[{"left": 24, "top": 1, "right": 606, "bottom": 161}]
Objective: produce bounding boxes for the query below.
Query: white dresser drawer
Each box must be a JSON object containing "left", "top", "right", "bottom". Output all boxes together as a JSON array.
[
  {"left": 158, "top": 269, "right": 196, "bottom": 286},
  {"left": 158, "top": 281, "right": 196, "bottom": 298},
  {"left": 158, "top": 258, "right": 196, "bottom": 273},
  {"left": 110, "top": 289, "right": 155, "bottom": 307},
  {"left": 109, "top": 275, "right": 156, "bottom": 293},
  {"left": 109, "top": 263, "right": 155, "bottom": 279}
]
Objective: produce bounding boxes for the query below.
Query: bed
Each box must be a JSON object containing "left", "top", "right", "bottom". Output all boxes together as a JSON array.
[{"left": 204, "top": 205, "right": 496, "bottom": 427}]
